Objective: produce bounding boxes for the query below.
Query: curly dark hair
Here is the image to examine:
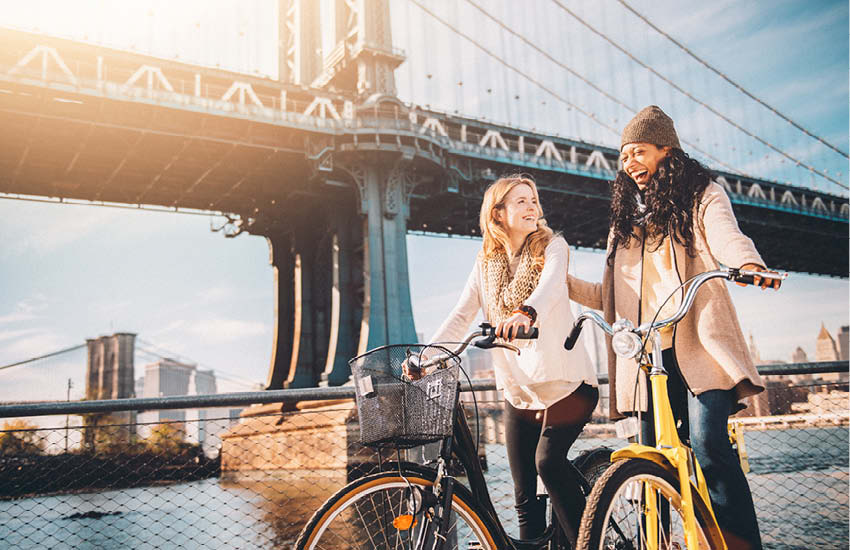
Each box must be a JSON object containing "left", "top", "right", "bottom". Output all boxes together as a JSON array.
[{"left": 608, "top": 148, "right": 712, "bottom": 264}]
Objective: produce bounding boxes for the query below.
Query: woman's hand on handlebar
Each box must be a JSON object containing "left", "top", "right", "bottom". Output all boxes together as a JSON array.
[
  {"left": 496, "top": 312, "right": 532, "bottom": 342},
  {"left": 739, "top": 263, "right": 782, "bottom": 290}
]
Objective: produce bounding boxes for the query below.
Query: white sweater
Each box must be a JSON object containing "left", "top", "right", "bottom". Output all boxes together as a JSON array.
[{"left": 430, "top": 236, "right": 596, "bottom": 409}]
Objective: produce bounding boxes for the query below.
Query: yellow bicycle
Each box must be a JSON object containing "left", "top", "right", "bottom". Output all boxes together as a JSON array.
[{"left": 564, "top": 267, "right": 786, "bottom": 550}]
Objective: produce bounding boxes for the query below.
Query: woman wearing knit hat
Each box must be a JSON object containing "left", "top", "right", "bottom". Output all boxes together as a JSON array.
[
  {"left": 408, "top": 175, "right": 598, "bottom": 546},
  {"left": 568, "top": 105, "right": 781, "bottom": 550}
]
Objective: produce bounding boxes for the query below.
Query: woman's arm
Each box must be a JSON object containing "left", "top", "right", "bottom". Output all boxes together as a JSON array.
[
  {"left": 524, "top": 237, "right": 572, "bottom": 320},
  {"left": 566, "top": 274, "right": 603, "bottom": 310},
  {"left": 428, "top": 261, "right": 483, "bottom": 345},
  {"left": 699, "top": 183, "right": 765, "bottom": 269}
]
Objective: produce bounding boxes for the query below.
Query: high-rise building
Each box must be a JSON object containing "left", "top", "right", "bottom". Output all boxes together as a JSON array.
[
  {"left": 787, "top": 346, "right": 812, "bottom": 384},
  {"left": 792, "top": 346, "right": 808, "bottom": 364},
  {"left": 748, "top": 332, "right": 761, "bottom": 364},
  {"left": 136, "top": 359, "right": 230, "bottom": 454},
  {"left": 464, "top": 346, "right": 493, "bottom": 378},
  {"left": 816, "top": 323, "right": 840, "bottom": 362},
  {"left": 837, "top": 326, "right": 849, "bottom": 361}
]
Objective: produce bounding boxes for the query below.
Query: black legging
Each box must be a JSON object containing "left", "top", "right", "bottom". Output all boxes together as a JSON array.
[{"left": 504, "top": 383, "right": 599, "bottom": 545}]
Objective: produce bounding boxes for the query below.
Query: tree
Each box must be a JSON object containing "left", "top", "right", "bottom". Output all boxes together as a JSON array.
[
  {"left": 145, "top": 422, "right": 193, "bottom": 456},
  {"left": 0, "top": 420, "right": 46, "bottom": 456}
]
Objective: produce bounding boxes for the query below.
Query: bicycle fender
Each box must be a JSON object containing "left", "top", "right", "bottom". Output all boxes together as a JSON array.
[
  {"left": 379, "top": 461, "right": 435, "bottom": 477},
  {"left": 611, "top": 444, "right": 676, "bottom": 473}
]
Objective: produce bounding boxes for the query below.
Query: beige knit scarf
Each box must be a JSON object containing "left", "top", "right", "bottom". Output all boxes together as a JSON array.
[{"left": 481, "top": 245, "right": 543, "bottom": 326}]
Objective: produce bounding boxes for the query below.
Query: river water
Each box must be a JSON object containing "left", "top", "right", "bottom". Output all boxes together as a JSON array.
[{"left": 0, "top": 427, "right": 846, "bottom": 550}]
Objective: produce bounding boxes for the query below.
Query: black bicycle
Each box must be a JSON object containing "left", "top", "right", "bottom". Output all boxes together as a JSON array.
[{"left": 294, "top": 323, "right": 612, "bottom": 550}]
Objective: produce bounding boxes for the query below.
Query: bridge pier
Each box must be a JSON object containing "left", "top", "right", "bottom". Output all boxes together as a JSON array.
[
  {"left": 283, "top": 209, "right": 329, "bottom": 389},
  {"left": 319, "top": 209, "right": 363, "bottom": 387},
  {"left": 358, "top": 161, "right": 418, "bottom": 352},
  {"left": 262, "top": 160, "right": 421, "bottom": 389},
  {"left": 265, "top": 230, "right": 295, "bottom": 390}
]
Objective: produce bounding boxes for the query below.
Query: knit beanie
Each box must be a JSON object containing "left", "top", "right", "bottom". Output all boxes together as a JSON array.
[{"left": 620, "top": 105, "right": 681, "bottom": 151}]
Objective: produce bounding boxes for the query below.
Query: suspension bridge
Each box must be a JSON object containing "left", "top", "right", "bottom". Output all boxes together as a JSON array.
[{"left": 0, "top": 1, "right": 846, "bottom": 393}]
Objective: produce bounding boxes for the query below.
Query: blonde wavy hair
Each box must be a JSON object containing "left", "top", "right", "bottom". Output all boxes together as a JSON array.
[{"left": 479, "top": 175, "right": 553, "bottom": 268}]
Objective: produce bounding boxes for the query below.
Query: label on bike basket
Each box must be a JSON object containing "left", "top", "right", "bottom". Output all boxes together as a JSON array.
[
  {"left": 615, "top": 417, "right": 640, "bottom": 440},
  {"left": 358, "top": 375, "right": 376, "bottom": 398},
  {"left": 427, "top": 378, "right": 442, "bottom": 400}
]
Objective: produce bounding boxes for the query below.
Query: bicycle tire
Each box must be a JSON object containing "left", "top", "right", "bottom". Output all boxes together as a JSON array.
[
  {"left": 295, "top": 469, "right": 499, "bottom": 550},
  {"left": 577, "top": 458, "right": 724, "bottom": 550},
  {"left": 574, "top": 447, "right": 613, "bottom": 493}
]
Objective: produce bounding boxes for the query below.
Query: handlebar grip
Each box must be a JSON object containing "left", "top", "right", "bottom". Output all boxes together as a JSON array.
[
  {"left": 564, "top": 321, "right": 584, "bottom": 350},
  {"left": 734, "top": 274, "right": 756, "bottom": 285},
  {"left": 513, "top": 326, "right": 539, "bottom": 339},
  {"left": 474, "top": 325, "right": 538, "bottom": 348}
]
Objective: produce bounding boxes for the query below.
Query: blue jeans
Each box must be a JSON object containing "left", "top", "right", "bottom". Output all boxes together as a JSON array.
[{"left": 641, "top": 349, "right": 763, "bottom": 550}]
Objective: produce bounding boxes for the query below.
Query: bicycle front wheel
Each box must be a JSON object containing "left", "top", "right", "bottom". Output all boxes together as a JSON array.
[
  {"left": 294, "top": 469, "right": 498, "bottom": 550},
  {"left": 577, "top": 459, "right": 724, "bottom": 550}
]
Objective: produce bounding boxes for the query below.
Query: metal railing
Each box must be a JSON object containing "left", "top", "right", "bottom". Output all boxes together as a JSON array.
[{"left": 0, "top": 362, "right": 846, "bottom": 549}]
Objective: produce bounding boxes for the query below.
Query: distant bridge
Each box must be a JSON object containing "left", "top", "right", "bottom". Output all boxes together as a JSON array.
[{"left": 0, "top": 9, "right": 846, "bottom": 392}]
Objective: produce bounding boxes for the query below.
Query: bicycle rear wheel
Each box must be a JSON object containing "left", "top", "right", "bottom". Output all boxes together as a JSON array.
[
  {"left": 295, "top": 469, "right": 498, "bottom": 550},
  {"left": 577, "top": 459, "right": 723, "bottom": 550}
]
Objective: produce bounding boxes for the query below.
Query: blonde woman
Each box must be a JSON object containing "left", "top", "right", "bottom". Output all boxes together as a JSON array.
[{"left": 411, "top": 175, "right": 597, "bottom": 544}]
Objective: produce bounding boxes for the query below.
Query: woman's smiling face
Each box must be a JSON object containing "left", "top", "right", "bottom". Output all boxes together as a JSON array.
[
  {"left": 497, "top": 183, "right": 540, "bottom": 239},
  {"left": 620, "top": 142, "right": 671, "bottom": 188}
]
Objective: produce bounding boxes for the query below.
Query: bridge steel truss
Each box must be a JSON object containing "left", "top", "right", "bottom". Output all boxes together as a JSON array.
[{"left": 0, "top": 26, "right": 846, "bottom": 390}]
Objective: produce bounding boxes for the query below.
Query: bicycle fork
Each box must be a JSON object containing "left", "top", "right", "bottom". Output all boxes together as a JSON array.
[
  {"left": 410, "top": 458, "right": 456, "bottom": 550},
  {"left": 643, "top": 371, "right": 718, "bottom": 550}
]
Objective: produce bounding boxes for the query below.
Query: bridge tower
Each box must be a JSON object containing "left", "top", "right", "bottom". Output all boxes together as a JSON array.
[
  {"left": 265, "top": 0, "right": 412, "bottom": 389},
  {"left": 83, "top": 333, "right": 137, "bottom": 449}
]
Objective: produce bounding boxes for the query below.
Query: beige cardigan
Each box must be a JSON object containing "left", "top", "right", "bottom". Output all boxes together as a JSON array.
[{"left": 568, "top": 183, "right": 766, "bottom": 419}]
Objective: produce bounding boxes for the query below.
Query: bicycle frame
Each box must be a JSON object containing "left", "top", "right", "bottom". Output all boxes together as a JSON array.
[
  {"left": 608, "top": 331, "right": 723, "bottom": 550},
  {"left": 566, "top": 267, "right": 787, "bottom": 550},
  {"left": 395, "top": 324, "right": 567, "bottom": 550},
  {"left": 413, "top": 386, "right": 556, "bottom": 550}
]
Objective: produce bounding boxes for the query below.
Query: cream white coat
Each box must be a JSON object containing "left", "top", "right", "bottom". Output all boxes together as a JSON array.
[{"left": 430, "top": 236, "right": 596, "bottom": 409}]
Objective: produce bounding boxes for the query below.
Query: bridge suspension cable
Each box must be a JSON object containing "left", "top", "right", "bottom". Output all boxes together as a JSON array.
[
  {"left": 0, "top": 344, "right": 86, "bottom": 372},
  {"left": 548, "top": 0, "right": 848, "bottom": 190},
  {"left": 458, "top": 0, "right": 751, "bottom": 178},
  {"left": 406, "top": 0, "right": 622, "bottom": 138},
  {"left": 615, "top": 0, "right": 849, "bottom": 159}
]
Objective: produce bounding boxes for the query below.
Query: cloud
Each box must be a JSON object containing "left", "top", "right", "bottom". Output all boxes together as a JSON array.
[
  {"left": 191, "top": 319, "right": 269, "bottom": 341},
  {"left": 151, "top": 318, "right": 269, "bottom": 344},
  {"left": 196, "top": 286, "right": 233, "bottom": 304},
  {"left": 3, "top": 205, "right": 123, "bottom": 257},
  {"left": 0, "top": 330, "right": 71, "bottom": 367},
  {"left": 0, "top": 328, "right": 44, "bottom": 343},
  {"left": 0, "top": 295, "right": 48, "bottom": 324}
]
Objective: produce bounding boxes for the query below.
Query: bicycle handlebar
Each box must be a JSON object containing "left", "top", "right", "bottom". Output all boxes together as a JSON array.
[
  {"left": 564, "top": 267, "right": 787, "bottom": 351},
  {"left": 564, "top": 311, "right": 611, "bottom": 350},
  {"left": 410, "top": 323, "right": 538, "bottom": 373}
]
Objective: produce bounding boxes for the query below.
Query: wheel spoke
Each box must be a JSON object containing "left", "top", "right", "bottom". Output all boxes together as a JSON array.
[
  {"left": 296, "top": 474, "right": 494, "bottom": 550},
  {"left": 579, "top": 460, "right": 716, "bottom": 550}
]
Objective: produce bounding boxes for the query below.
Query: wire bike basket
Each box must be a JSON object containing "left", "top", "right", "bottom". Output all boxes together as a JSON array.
[{"left": 350, "top": 344, "right": 461, "bottom": 449}]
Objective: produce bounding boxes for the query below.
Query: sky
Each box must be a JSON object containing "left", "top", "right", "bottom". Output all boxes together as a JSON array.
[{"left": 0, "top": 0, "right": 846, "bottom": 405}]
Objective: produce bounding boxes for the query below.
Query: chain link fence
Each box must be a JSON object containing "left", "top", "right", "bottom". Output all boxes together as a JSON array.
[{"left": 0, "top": 365, "right": 846, "bottom": 550}]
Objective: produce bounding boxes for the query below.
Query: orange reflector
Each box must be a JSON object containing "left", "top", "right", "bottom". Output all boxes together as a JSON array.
[{"left": 393, "top": 514, "right": 417, "bottom": 530}]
